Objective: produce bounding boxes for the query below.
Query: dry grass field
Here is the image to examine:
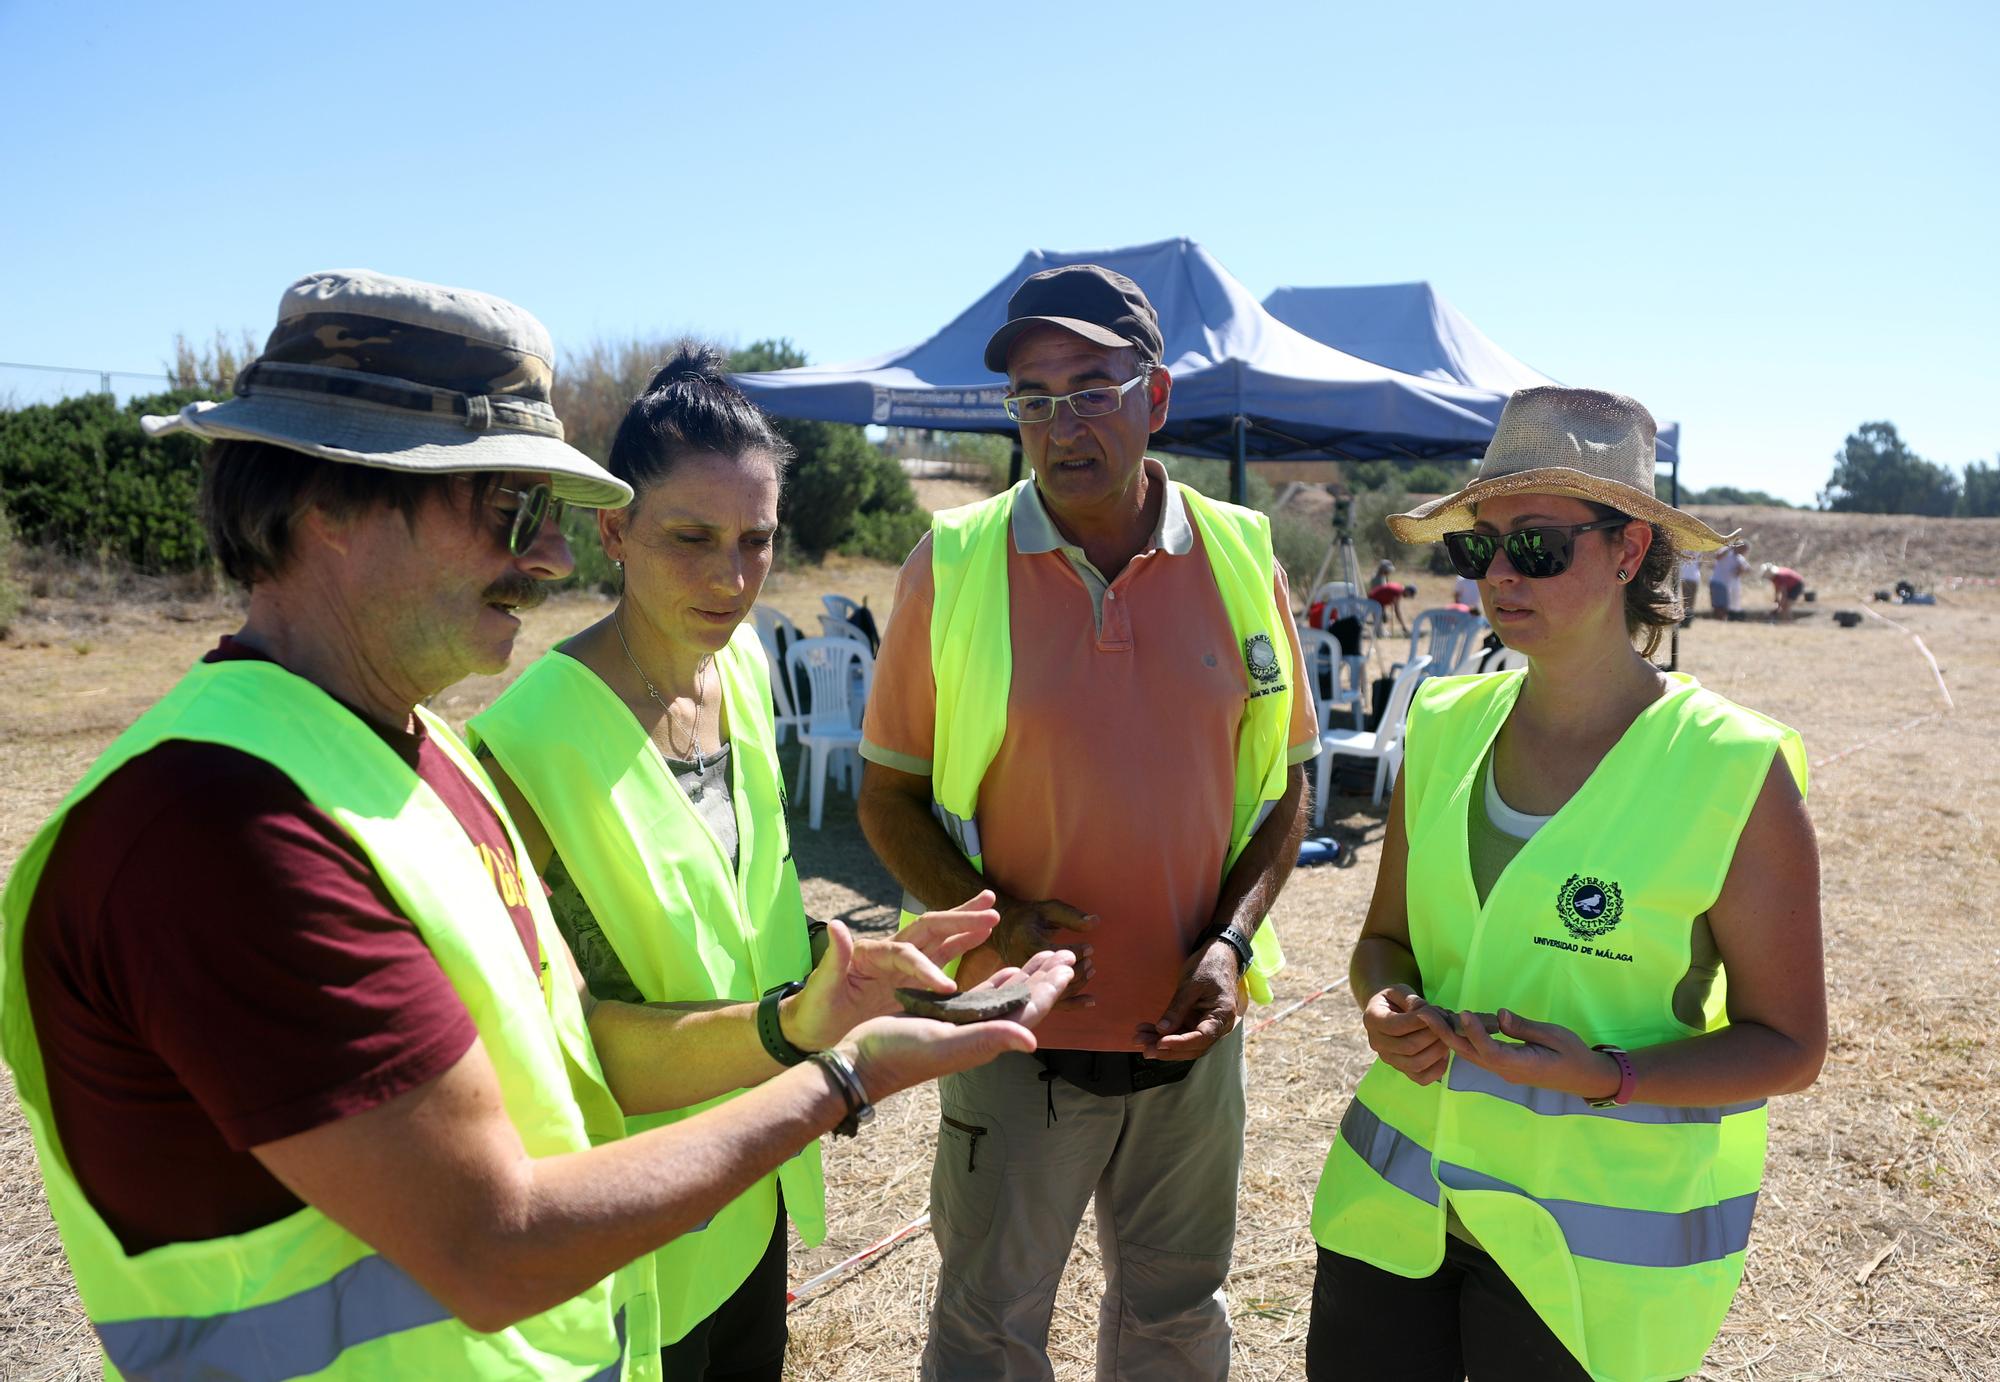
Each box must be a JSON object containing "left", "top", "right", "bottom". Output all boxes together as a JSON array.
[{"left": 2, "top": 506, "right": 1996, "bottom": 1380}]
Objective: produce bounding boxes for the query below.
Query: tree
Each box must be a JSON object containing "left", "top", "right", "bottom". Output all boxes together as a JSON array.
[
  {"left": 1820, "top": 422, "right": 1960, "bottom": 515},
  {"left": 725, "top": 340, "right": 924, "bottom": 560},
  {"left": 167, "top": 330, "right": 260, "bottom": 394},
  {"left": 1961, "top": 458, "right": 2000, "bottom": 518}
]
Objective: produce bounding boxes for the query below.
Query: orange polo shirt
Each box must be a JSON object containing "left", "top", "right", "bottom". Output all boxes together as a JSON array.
[{"left": 861, "top": 465, "right": 1319, "bottom": 1051}]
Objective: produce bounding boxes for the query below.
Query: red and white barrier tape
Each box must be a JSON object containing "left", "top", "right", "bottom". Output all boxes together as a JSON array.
[
  {"left": 787, "top": 1211, "right": 932, "bottom": 1306},
  {"left": 1852, "top": 605, "right": 1954, "bottom": 710},
  {"left": 1248, "top": 981, "right": 1342, "bottom": 1037},
  {"left": 1810, "top": 711, "right": 1946, "bottom": 771}
]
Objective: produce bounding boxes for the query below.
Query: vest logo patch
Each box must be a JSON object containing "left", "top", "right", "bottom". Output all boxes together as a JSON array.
[
  {"left": 1244, "top": 632, "right": 1281, "bottom": 685},
  {"left": 1557, "top": 874, "right": 1623, "bottom": 939}
]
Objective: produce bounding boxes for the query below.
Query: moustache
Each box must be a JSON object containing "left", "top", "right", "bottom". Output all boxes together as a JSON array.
[{"left": 482, "top": 573, "right": 552, "bottom": 613}]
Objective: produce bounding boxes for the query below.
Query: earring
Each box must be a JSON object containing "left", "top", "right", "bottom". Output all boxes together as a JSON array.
[
  {"left": 614, "top": 559, "right": 624, "bottom": 571},
  {"left": 1616, "top": 569, "right": 1628, "bottom": 582}
]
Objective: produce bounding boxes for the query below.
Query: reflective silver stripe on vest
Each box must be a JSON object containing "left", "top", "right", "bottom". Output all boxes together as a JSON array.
[
  {"left": 95, "top": 1253, "right": 452, "bottom": 1381},
  {"left": 1437, "top": 1162, "right": 1759, "bottom": 1268},
  {"left": 1338, "top": 1099, "right": 1439, "bottom": 1206},
  {"left": 1448, "top": 1059, "right": 1768, "bottom": 1125},
  {"left": 96, "top": 1257, "right": 629, "bottom": 1382},
  {"left": 1249, "top": 798, "right": 1277, "bottom": 835},
  {"left": 930, "top": 801, "right": 982, "bottom": 861}
]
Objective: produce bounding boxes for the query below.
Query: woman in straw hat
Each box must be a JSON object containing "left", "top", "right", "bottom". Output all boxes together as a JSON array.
[
  {"left": 469, "top": 344, "right": 1003, "bottom": 1381},
  {"left": 1304, "top": 387, "right": 1825, "bottom": 1382}
]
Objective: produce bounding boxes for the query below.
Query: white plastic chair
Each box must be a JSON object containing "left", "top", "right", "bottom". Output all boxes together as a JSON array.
[
  {"left": 821, "top": 594, "right": 865, "bottom": 624},
  {"left": 818, "top": 613, "right": 871, "bottom": 646},
  {"left": 1310, "top": 581, "right": 1359, "bottom": 605},
  {"left": 750, "top": 606, "right": 806, "bottom": 744},
  {"left": 1399, "top": 609, "right": 1479, "bottom": 676},
  {"left": 1298, "top": 627, "right": 1367, "bottom": 731},
  {"left": 785, "top": 636, "right": 872, "bottom": 830},
  {"left": 1325, "top": 593, "right": 1382, "bottom": 639},
  {"left": 1314, "top": 654, "right": 1432, "bottom": 821}
]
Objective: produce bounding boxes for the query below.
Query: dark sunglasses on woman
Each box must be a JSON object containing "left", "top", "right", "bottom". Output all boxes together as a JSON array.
[{"left": 1442, "top": 516, "right": 1629, "bottom": 581}]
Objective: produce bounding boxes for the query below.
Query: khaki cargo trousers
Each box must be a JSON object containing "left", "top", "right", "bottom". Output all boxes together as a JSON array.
[{"left": 920, "top": 1026, "right": 1247, "bottom": 1381}]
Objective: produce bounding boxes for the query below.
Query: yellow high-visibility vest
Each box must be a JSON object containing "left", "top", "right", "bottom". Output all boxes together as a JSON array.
[
  {"left": 470, "top": 622, "right": 825, "bottom": 1345},
  {"left": 1312, "top": 669, "right": 1806, "bottom": 1382},
  {"left": 0, "top": 657, "right": 658, "bottom": 1381},
  {"left": 910, "top": 478, "right": 1292, "bottom": 1001}
]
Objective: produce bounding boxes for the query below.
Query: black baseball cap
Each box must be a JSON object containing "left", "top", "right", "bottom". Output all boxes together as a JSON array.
[{"left": 982, "top": 264, "right": 1164, "bottom": 374}]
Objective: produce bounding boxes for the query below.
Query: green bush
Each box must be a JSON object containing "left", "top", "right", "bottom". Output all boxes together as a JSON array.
[
  {"left": 1351, "top": 480, "right": 1433, "bottom": 572},
  {"left": 1268, "top": 508, "right": 1329, "bottom": 598},
  {"left": 841, "top": 505, "right": 931, "bottom": 564},
  {"left": 1159, "top": 455, "right": 1276, "bottom": 511},
  {"left": 559, "top": 505, "right": 620, "bottom": 593},
  {"left": 0, "top": 510, "right": 22, "bottom": 637},
  {"left": 0, "top": 388, "right": 217, "bottom": 571},
  {"left": 1401, "top": 462, "right": 1464, "bottom": 494}
]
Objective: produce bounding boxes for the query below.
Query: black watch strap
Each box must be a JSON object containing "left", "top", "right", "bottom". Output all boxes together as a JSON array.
[
  {"left": 809, "top": 1050, "right": 875, "bottom": 1137},
  {"left": 1203, "top": 923, "right": 1255, "bottom": 975},
  {"left": 757, "top": 981, "right": 809, "bottom": 1066}
]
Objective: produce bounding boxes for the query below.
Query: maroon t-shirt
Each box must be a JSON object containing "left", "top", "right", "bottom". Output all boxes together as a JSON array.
[{"left": 21, "top": 639, "right": 542, "bottom": 1254}]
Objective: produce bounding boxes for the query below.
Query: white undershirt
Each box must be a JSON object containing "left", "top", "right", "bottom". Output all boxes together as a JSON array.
[{"left": 1484, "top": 752, "right": 1553, "bottom": 841}]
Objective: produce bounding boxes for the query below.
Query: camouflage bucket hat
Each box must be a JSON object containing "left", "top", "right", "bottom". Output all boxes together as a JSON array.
[{"left": 141, "top": 270, "right": 632, "bottom": 508}]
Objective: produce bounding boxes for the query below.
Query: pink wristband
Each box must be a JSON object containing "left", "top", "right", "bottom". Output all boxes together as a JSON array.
[{"left": 1589, "top": 1044, "right": 1636, "bottom": 1107}]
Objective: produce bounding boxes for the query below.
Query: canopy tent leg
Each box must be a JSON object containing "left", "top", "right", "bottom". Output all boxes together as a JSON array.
[
  {"left": 1008, "top": 438, "right": 1022, "bottom": 488},
  {"left": 1668, "top": 450, "right": 1680, "bottom": 672},
  {"left": 1231, "top": 416, "right": 1248, "bottom": 505}
]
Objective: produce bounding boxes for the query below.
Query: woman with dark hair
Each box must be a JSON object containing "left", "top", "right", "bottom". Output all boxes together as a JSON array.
[
  {"left": 471, "top": 344, "right": 1000, "bottom": 1379},
  {"left": 1305, "top": 387, "right": 1825, "bottom": 1382}
]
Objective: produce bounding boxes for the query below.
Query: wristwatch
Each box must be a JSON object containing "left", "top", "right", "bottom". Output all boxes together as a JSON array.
[
  {"left": 809, "top": 1049, "right": 875, "bottom": 1137},
  {"left": 1587, "top": 1044, "right": 1636, "bottom": 1108},
  {"left": 757, "top": 980, "right": 809, "bottom": 1067},
  {"left": 1199, "top": 922, "right": 1256, "bottom": 976}
]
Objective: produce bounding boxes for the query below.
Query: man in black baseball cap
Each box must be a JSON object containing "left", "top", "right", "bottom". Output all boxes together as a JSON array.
[
  {"left": 981, "top": 262, "right": 1165, "bottom": 373},
  {"left": 860, "top": 263, "right": 1316, "bottom": 1379}
]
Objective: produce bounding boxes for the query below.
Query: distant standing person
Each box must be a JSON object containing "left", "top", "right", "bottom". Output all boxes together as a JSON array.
[
  {"left": 1679, "top": 552, "right": 1701, "bottom": 624},
  {"left": 1710, "top": 540, "right": 1748, "bottom": 619},
  {"left": 1762, "top": 562, "right": 1805, "bottom": 619}
]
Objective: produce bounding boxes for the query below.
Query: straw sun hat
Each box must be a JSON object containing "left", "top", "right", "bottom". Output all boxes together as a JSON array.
[{"left": 1387, "top": 386, "right": 1737, "bottom": 553}]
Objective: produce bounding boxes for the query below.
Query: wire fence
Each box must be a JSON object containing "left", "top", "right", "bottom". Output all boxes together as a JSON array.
[{"left": 0, "top": 360, "right": 175, "bottom": 409}]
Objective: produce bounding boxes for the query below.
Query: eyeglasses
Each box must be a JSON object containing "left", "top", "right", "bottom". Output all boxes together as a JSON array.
[
  {"left": 1442, "top": 517, "right": 1629, "bottom": 581},
  {"left": 491, "top": 482, "right": 566, "bottom": 556},
  {"left": 1002, "top": 373, "right": 1146, "bottom": 424}
]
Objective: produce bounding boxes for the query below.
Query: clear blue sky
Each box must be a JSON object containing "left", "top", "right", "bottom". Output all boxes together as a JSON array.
[{"left": 4, "top": 1, "right": 1994, "bottom": 504}]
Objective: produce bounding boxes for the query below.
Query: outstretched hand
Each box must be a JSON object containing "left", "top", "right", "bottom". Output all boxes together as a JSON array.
[
  {"left": 992, "top": 895, "right": 1099, "bottom": 1007},
  {"left": 843, "top": 949, "right": 1076, "bottom": 1101},
  {"left": 785, "top": 892, "right": 1000, "bottom": 1052}
]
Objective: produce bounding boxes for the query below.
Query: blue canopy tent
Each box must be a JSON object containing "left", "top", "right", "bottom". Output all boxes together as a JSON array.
[
  {"left": 1261, "top": 280, "right": 1681, "bottom": 482},
  {"left": 732, "top": 238, "right": 1511, "bottom": 504},
  {"left": 1265, "top": 280, "right": 1689, "bottom": 667}
]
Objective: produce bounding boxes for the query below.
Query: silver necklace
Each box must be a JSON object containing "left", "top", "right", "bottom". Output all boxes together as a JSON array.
[{"left": 613, "top": 612, "right": 715, "bottom": 797}]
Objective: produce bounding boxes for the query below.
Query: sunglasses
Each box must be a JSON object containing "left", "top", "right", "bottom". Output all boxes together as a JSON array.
[
  {"left": 490, "top": 482, "right": 566, "bottom": 556},
  {"left": 1442, "top": 517, "right": 1629, "bottom": 581}
]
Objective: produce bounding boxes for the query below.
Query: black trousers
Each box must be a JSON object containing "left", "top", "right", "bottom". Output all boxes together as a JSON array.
[
  {"left": 1306, "top": 1240, "right": 1601, "bottom": 1382},
  {"left": 659, "top": 1199, "right": 789, "bottom": 1382}
]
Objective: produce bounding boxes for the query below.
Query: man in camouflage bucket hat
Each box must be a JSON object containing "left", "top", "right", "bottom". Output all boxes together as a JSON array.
[{"left": 1, "top": 270, "right": 1076, "bottom": 1381}]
